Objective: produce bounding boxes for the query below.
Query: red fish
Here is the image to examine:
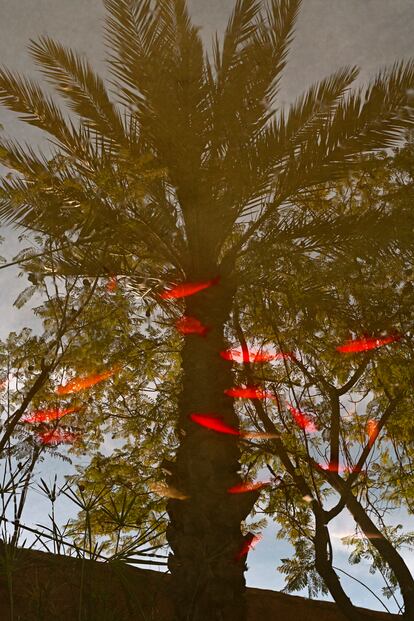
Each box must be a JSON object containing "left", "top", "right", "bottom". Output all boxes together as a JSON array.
[
  {"left": 318, "top": 462, "right": 361, "bottom": 474},
  {"left": 189, "top": 413, "right": 240, "bottom": 435},
  {"left": 37, "top": 429, "right": 80, "bottom": 446},
  {"left": 366, "top": 419, "right": 379, "bottom": 446},
  {"left": 319, "top": 462, "right": 340, "bottom": 473},
  {"left": 220, "top": 349, "right": 292, "bottom": 363},
  {"left": 235, "top": 534, "right": 262, "bottom": 561},
  {"left": 22, "top": 406, "right": 80, "bottom": 424},
  {"left": 224, "top": 386, "right": 277, "bottom": 401},
  {"left": 175, "top": 315, "right": 209, "bottom": 336},
  {"left": 106, "top": 276, "right": 118, "bottom": 292},
  {"left": 286, "top": 402, "right": 318, "bottom": 432},
  {"left": 56, "top": 368, "right": 116, "bottom": 395},
  {"left": 336, "top": 334, "right": 401, "bottom": 353},
  {"left": 160, "top": 276, "right": 220, "bottom": 299},
  {"left": 227, "top": 481, "right": 270, "bottom": 494}
]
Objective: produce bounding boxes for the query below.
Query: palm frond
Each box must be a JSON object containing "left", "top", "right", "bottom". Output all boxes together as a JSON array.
[
  {"left": 0, "top": 178, "right": 40, "bottom": 228},
  {"left": 223, "top": 66, "right": 360, "bottom": 223},
  {"left": 0, "top": 138, "right": 50, "bottom": 178},
  {"left": 267, "top": 65, "right": 360, "bottom": 161},
  {"left": 0, "top": 67, "right": 80, "bottom": 153},
  {"left": 203, "top": 0, "right": 300, "bottom": 153},
  {"left": 282, "top": 60, "right": 414, "bottom": 192},
  {"left": 206, "top": 2, "right": 266, "bottom": 151},
  {"left": 28, "top": 36, "right": 126, "bottom": 147},
  {"left": 105, "top": 0, "right": 207, "bottom": 177},
  {"left": 273, "top": 200, "right": 408, "bottom": 256},
  {"left": 260, "top": 0, "right": 301, "bottom": 104},
  {"left": 225, "top": 59, "right": 414, "bottom": 258},
  {"left": 202, "top": 1, "right": 302, "bottom": 233},
  {"left": 206, "top": 63, "right": 357, "bottom": 245},
  {"left": 218, "top": 0, "right": 262, "bottom": 79},
  {"left": 323, "top": 60, "right": 414, "bottom": 159},
  {"left": 24, "top": 226, "right": 177, "bottom": 292},
  {"left": 104, "top": 0, "right": 161, "bottom": 106},
  {"left": 154, "top": 0, "right": 207, "bottom": 127}
]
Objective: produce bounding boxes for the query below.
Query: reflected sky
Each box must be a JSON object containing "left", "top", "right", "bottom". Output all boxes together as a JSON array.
[{"left": 0, "top": 1, "right": 413, "bottom": 616}]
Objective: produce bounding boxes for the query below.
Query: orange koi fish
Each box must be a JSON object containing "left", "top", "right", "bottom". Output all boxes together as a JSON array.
[
  {"left": 149, "top": 482, "right": 189, "bottom": 500},
  {"left": 224, "top": 386, "right": 277, "bottom": 401},
  {"left": 227, "top": 481, "right": 270, "bottom": 494},
  {"left": 160, "top": 276, "right": 220, "bottom": 299},
  {"left": 336, "top": 334, "right": 401, "bottom": 353},
  {"left": 318, "top": 462, "right": 362, "bottom": 474},
  {"left": 56, "top": 368, "right": 116, "bottom": 395},
  {"left": 235, "top": 533, "right": 262, "bottom": 561},
  {"left": 37, "top": 429, "right": 80, "bottom": 446},
  {"left": 106, "top": 276, "right": 118, "bottom": 292},
  {"left": 22, "top": 406, "right": 80, "bottom": 424},
  {"left": 366, "top": 419, "right": 379, "bottom": 446},
  {"left": 286, "top": 402, "right": 318, "bottom": 432},
  {"left": 220, "top": 349, "right": 292, "bottom": 363},
  {"left": 175, "top": 315, "right": 209, "bottom": 336},
  {"left": 189, "top": 413, "right": 240, "bottom": 436}
]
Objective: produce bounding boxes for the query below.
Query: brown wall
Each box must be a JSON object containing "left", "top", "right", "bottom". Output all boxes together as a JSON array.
[{"left": 0, "top": 545, "right": 399, "bottom": 621}]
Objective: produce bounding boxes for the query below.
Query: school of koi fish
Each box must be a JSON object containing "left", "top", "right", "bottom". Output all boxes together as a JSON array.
[{"left": 18, "top": 274, "right": 402, "bottom": 562}]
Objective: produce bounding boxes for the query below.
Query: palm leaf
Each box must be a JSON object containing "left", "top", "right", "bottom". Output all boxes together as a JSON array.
[
  {"left": 0, "top": 138, "right": 51, "bottom": 178},
  {"left": 0, "top": 175, "right": 42, "bottom": 229},
  {"left": 217, "top": 65, "right": 359, "bottom": 231},
  {"left": 285, "top": 61, "right": 414, "bottom": 192},
  {"left": 209, "top": 0, "right": 300, "bottom": 139},
  {"left": 218, "top": 0, "right": 262, "bottom": 78},
  {"left": 28, "top": 36, "right": 126, "bottom": 147},
  {"left": 267, "top": 65, "right": 360, "bottom": 160},
  {"left": 229, "top": 59, "right": 414, "bottom": 256},
  {"left": 202, "top": 1, "right": 302, "bottom": 243},
  {"left": 0, "top": 67, "right": 81, "bottom": 154},
  {"left": 13, "top": 285, "right": 38, "bottom": 309},
  {"left": 259, "top": 0, "right": 302, "bottom": 104},
  {"left": 105, "top": 0, "right": 207, "bottom": 186},
  {"left": 323, "top": 60, "right": 414, "bottom": 158},
  {"left": 104, "top": 0, "right": 164, "bottom": 107}
]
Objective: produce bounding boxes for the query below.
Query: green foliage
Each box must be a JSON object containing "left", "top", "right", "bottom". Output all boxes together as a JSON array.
[
  {"left": 279, "top": 538, "right": 329, "bottom": 598},
  {"left": 0, "top": 1, "right": 414, "bottom": 616},
  {"left": 342, "top": 526, "right": 414, "bottom": 599},
  {"left": 225, "top": 143, "right": 414, "bottom": 603}
]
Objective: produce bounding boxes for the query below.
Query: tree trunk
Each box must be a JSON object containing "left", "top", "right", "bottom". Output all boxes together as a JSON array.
[
  {"left": 314, "top": 512, "right": 367, "bottom": 621},
  {"left": 345, "top": 491, "right": 414, "bottom": 619},
  {"left": 166, "top": 275, "right": 258, "bottom": 621},
  {"left": 329, "top": 474, "right": 414, "bottom": 618}
]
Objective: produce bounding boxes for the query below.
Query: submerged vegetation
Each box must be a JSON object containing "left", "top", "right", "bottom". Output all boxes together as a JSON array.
[{"left": 0, "top": 1, "right": 413, "bottom": 619}]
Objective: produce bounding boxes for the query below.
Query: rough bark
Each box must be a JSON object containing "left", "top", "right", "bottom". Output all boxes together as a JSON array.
[
  {"left": 247, "top": 399, "right": 369, "bottom": 621},
  {"left": 314, "top": 511, "right": 367, "bottom": 621},
  {"left": 166, "top": 276, "right": 258, "bottom": 621},
  {"left": 328, "top": 474, "right": 414, "bottom": 619},
  {"left": 345, "top": 492, "right": 414, "bottom": 619}
]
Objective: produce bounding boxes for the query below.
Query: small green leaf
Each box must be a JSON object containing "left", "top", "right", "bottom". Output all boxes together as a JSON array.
[{"left": 13, "top": 285, "right": 37, "bottom": 309}]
